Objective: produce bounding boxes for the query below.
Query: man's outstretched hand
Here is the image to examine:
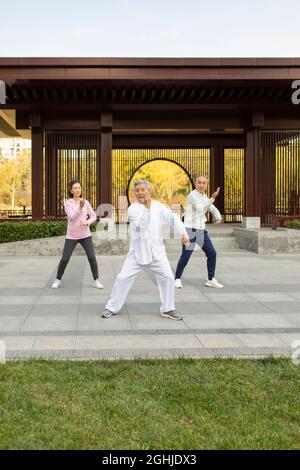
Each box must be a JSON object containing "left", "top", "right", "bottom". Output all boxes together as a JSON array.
[{"left": 211, "top": 187, "right": 221, "bottom": 199}]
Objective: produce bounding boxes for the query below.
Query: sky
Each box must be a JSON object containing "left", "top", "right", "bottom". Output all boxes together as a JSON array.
[{"left": 0, "top": 0, "right": 300, "bottom": 57}]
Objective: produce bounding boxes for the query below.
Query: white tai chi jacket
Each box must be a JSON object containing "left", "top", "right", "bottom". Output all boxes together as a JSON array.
[
  {"left": 183, "top": 190, "right": 221, "bottom": 229},
  {"left": 128, "top": 200, "right": 189, "bottom": 265}
]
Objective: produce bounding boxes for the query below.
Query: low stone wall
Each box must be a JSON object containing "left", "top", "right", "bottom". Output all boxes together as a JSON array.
[
  {"left": 0, "top": 226, "right": 242, "bottom": 256},
  {"left": 234, "top": 227, "right": 300, "bottom": 254},
  {"left": 0, "top": 232, "right": 130, "bottom": 256},
  {"left": 4, "top": 225, "right": 299, "bottom": 256}
]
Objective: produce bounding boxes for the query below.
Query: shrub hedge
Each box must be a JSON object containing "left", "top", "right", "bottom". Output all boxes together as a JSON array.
[
  {"left": 284, "top": 219, "right": 300, "bottom": 230},
  {"left": 0, "top": 220, "right": 97, "bottom": 244}
]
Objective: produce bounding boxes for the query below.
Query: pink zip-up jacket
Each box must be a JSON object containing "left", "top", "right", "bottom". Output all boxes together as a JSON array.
[{"left": 64, "top": 198, "right": 97, "bottom": 240}]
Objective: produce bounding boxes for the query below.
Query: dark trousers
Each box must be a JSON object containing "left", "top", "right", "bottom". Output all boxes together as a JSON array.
[
  {"left": 175, "top": 228, "right": 216, "bottom": 281},
  {"left": 56, "top": 236, "right": 99, "bottom": 280}
]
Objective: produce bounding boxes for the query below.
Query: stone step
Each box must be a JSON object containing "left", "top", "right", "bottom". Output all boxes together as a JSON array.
[
  {"left": 164, "top": 238, "right": 240, "bottom": 250},
  {"left": 0, "top": 231, "right": 244, "bottom": 256},
  {"left": 0, "top": 331, "right": 293, "bottom": 360}
]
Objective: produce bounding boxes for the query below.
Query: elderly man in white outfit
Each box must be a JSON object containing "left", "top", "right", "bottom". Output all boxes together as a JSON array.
[
  {"left": 101, "top": 179, "right": 191, "bottom": 320},
  {"left": 175, "top": 176, "right": 223, "bottom": 289}
]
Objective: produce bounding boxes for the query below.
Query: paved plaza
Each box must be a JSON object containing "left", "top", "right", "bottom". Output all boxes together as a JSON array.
[{"left": 0, "top": 248, "right": 300, "bottom": 359}]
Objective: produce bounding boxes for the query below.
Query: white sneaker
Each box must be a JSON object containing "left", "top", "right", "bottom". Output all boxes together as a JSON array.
[
  {"left": 175, "top": 279, "right": 183, "bottom": 289},
  {"left": 205, "top": 277, "right": 224, "bottom": 289},
  {"left": 100, "top": 309, "right": 118, "bottom": 318},
  {"left": 51, "top": 279, "right": 61, "bottom": 289},
  {"left": 94, "top": 279, "right": 104, "bottom": 289},
  {"left": 160, "top": 310, "right": 183, "bottom": 321}
]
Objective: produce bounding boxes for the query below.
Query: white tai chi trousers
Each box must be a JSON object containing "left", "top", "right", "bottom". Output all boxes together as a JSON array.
[{"left": 105, "top": 252, "right": 175, "bottom": 314}]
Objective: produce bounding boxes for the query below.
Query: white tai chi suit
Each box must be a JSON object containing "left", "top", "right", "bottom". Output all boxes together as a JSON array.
[{"left": 105, "top": 200, "right": 189, "bottom": 314}]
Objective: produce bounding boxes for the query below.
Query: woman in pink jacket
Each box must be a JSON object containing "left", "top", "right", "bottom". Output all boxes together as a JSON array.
[{"left": 52, "top": 179, "right": 103, "bottom": 289}]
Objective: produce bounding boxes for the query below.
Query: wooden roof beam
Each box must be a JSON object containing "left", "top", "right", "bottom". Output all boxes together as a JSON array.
[
  {"left": 11, "top": 85, "right": 20, "bottom": 101},
  {"left": 139, "top": 89, "right": 147, "bottom": 102},
  {"left": 22, "top": 87, "right": 31, "bottom": 101},
  {"left": 168, "top": 88, "right": 177, "bottom": 102},
  {"left": 177, "top": 89, "right": 186, "bottom": 102},
  {"left": 195, "top": 89, "right": 206, "bottom": 102},
  {"left": 0, "top": 110, "right": 20, "bottom": 136}
]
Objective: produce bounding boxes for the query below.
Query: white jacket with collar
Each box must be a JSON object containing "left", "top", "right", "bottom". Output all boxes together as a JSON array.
[
  {"left": 184, "top": 190, "right": 221, "bottom": 229},
  {"left": 128, "top": 200, "right": 188, "bottom": 265}
]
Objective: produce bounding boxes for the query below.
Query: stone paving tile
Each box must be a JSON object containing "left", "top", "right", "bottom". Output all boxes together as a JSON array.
[
  {"left": 234, "top": 334, "right": 287, "bottom": 348},
  {"left": 80, "top": 292, "right": 112, "bottom": 301},
  {"left": 281, "top": 314, "right": 300, "bottom": 327},
  {"left": 262, "top": 302, "right": 300, "bottom": 314},
  {"left": 116, "top": 335, "right": 163, "bottom": 349},
  {"left": 182, "top": 314, "right": 241, "bottom": 329},
  {"left": 36, "top": 296, "right": 81, "bottom": 305},
  {"left": 78, "top": 299, "right": 105, "bottom": 315},
  {"left": 0, "top": 304, "right": 34, "bottom": 315},
  {"left": 220, "top": 302, "right": 275, "bottom": 314},
  {"left": 242, "top": 284, "right": 300, "bottom": 292},
  {"left": 288, "top": 292, "right": 300, "bottom": 301},
  {"left": 203, "top": 292, "right": 253, "bottom": 302},
  {"left": 75, "top": 335, "right": 120, "bottom": 350},
  {"left": 175, "top": 289, "right": 218, "bottom": 302},
  {"left": 176, "top": 302, "right": 226, "bottom": 315},
  {"left": 126, "top": 293, "right": 162, "bottom": 304},
  {"left": 77, "top": 313, "right": 132, "bottom": 331},
  {"left": 0, "top": 287, "right": 44, "bottom": 296},
  {"left": 43, "top": 287, "right": 81, "bottom": 296},
  {"left": 3, "top": 280, "right": 48, "bottom": 288},
  {"left": 124, "top": 303, "right": 165, "bottom": 315},
  {"left": 275, "top": 333, "right": 300, "bottom": 346},
  {"left": 229, "top": 313, "right": 296, "bottom": 329},
  {"left": 0, "top": 335, "right": 35, "bottom": 350},
  {"left": 0, "top": 254, "right": 300, "bottom": 358},
  {"left": 130, "top": 314, "right": 189, "bottom": 330},
  {"left": 30, "top": 304, "right": 79, "bottom": 316},
  {"left": 157, "top": 334, "right": 202, "bottom": 349},
  {"left": 20, "top": 315, "right": 78, "bottom": 332},
  {"left": 196, "top": 334, "right": 246, "bottom": 348},
  {"left": 0, "top": 316, "right": 28, "bottom": 332},
  {"left": 33, "top": 336, "right": 76, "bottom": 350},
  {"left": 246, "top": 292, "right": 298, "bottom": 302}
]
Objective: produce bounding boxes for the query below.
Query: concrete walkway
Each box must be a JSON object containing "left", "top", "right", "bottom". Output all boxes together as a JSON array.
[{"left": 0, "top": 249, "right": 300, "bottom": 359}]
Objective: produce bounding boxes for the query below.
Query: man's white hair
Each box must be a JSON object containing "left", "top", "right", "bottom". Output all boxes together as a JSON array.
[
  {"left": 133, "top": 179, "right": 151, "bottom": 190},
  {"left": 195, "top": 175, "right": 208, "bottom": 182}
]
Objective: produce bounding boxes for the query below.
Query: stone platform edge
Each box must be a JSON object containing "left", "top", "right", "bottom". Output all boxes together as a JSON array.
[{"left": 233, "top": 227, "right": 300, "bottom": 254}]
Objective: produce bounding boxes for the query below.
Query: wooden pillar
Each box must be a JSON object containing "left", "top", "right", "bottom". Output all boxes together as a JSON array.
[
  {"left": 261, "top": 135, "right": 277, "bottom": 225},
  {"left": 211, "top": 145, "right": 224, "bottom": 215},
  {"left": 245, "top": 113, "right": 264, "bottom": 218},
  {"left": 31, "top": 114, "right": 44, "bottom": 219},
  {"left": 97, "top": 113, "right": 112, "bottom": 208},
  {"left": 44, "top": 133, "right": 58, "bottom": 218},
  {"left": 245, "top": 128, "right": 261, "bottom": 217}
]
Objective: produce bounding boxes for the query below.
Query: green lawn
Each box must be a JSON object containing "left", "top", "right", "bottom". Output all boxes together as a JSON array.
[{"left": 0, "top": 358, "right": 299, "bottom": 450}]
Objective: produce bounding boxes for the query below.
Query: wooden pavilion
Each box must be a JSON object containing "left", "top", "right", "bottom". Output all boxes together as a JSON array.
[{"left": 1, "top": 58, "right": 300, "bottom": 226}]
